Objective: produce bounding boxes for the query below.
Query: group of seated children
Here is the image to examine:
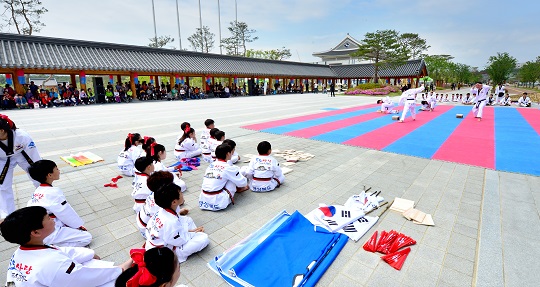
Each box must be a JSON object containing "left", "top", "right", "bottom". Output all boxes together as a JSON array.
[{"left": 1, "top": 205, "right": 185, "bottom": 286}]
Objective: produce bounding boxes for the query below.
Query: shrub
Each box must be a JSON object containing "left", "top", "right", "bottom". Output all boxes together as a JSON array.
[{"left": 344, "top": 85, "right": 398, "bottom": 96}]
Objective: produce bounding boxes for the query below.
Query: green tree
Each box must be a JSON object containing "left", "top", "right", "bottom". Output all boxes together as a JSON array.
[
  {"left": 221, "top": 21, "right": 258, "bottom": 56},
  {"left": 188, "top": 26, "right": 215, "bottom": 53},
  {"left": 351, "top": 30, "right": 409, "bottom": 82},
  {"left": 485, "top": 52, "right": 517, "bottom": 85},
  {"left": 148, "top": 35, "right": 175, "bottom": 48},
  {"left": 246, "top": 47, "right": 291, "bottom": 60},
  {"left": 399, "top": 33, "right": 430, "bottom": 59},
  {"left": 1, "top": 0, "right": 47, "bottom": 35},
  {"left": 518, "top": 60, "right": 540, "bottom": 87},
  {"left": 424, "top": 54, "right": 454, "bottom": 86},
  {"left": 453, "top": 63, "right": 473, "bottom": 84}
]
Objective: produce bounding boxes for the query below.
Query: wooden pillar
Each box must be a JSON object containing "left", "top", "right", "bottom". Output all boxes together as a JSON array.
[
  {"left": 116, "top": 75, "right": 122, "bottom": 84},
  {"left": 13, "top": 70, "right": 24, "bottom": 95},
  {"left": 347, "top": 78, "right": 351, "bottom": 89},
  {"left": 186, "top": 76, "right": 190, "bottom": 87},
  {"left": 129, "top": 72, "right": 137, "bottom": 99},
  {"left": 70, "top": 74, "right": 77, "bottom": 89},
  {"left": 415, "top": 77, "right": 419, "bottom": 88},
  {"left": 169, "top": 75, "right": 174, "bottom": 89},
  {"left": 80, "top": 71, "right": 87, "bottom": 91}
]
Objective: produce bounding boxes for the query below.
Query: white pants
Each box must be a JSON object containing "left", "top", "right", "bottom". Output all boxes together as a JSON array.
[
  {"left": 173, "top": 174, "right": 187, "bottom": 192},
  {"left": 472, "top": 100, "right": 487, "bottom": 118},
  {"left": 199, "top": 181, "right": 238, "bottom": 211},
  {"left": 380, "top": 102, "right": 393, "bottom": 113},
  {"left": 400, "top": 101, "right": 417, "bottom": 121},
  {"left": 174, "top": 148, "right": 202, "bottom": 160},
  {"left": 44, "top": 225, "right": 92, "bottom": 247},
  {"left": 174, "top": 217, "right": 209, "bottom": 263},
  {"left": 0, "top": 155, "right": 39, "bottom": 219},
  {"left": 430, "top": 101, "right": 436, "bottom": 109},
  {"left": 118, "top": 164, "right": 135, "bottom": 177}
]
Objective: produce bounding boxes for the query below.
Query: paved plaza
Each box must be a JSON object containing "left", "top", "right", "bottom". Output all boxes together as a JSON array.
[{"left": 1, "top": 93, "right": 539, "bottom": 286}]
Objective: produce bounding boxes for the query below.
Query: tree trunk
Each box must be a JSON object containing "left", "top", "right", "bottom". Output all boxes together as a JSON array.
[
  {"left": 20, "top": 0, "right": 32, "bottom": 35},
  {"left": 9, "top": 0, "right": 21, "bottom": 34}
]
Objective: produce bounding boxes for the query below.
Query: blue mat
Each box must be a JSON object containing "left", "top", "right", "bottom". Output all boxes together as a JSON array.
[
  {"left": 383, "top": 106, "right": 471, "bottom": 158},
  {"left": 321, "top": 108, "right": 340, "bottom": 111},
  {"left": 495, "top": 108, "right": 540, "bottom": 175},
  {"left": 209, "top": 211, "right": 348, "bottom": 287},
  {"left": 313, "top": 115, "right": 395, "bottom": 143},
  {"left": 263, "top": 107, "right": 380, "bottom": 134}
]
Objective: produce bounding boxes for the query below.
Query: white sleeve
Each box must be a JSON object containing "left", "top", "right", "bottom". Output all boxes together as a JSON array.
[
  {"left": 162, "top": 219, "right": 192, "bottom": 247},
  {"left": 21, "top": 131, "right": 41, "bottom": 162},
  {"left": 57, "top": 247, "right": 95, "bottom": 264},
  {"left": 224, "top": 165, "right": 247, "bottom": 187},
  {"left": 272, "top": 161, "right": 284, "bottom": 179},
  {"left": 50, "top": 257, "right": 122, "bottom": 287},
  {"left": 48, "top": 193, "right": 85, "bottom": 228}
]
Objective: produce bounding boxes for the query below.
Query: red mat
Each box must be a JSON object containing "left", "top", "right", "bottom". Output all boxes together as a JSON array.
[
  {"left": 432, "top": 108, "right": 495, "bottom": 168},
  {"left": 241, "top": 104, "right": 379, "bottom": 130},
  {"left": 344, "top": 105, "right": 454, "bottom": 149},
  {"left": 285, "top": 110, "right": 388, "bottom": 138},
  {"left": 516, "top": 108, "right": 540, "bottom": 136}
]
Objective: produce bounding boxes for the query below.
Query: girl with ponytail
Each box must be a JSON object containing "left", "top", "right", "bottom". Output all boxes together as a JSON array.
[
  {"left": 149, "top": 143, "right": 187, "bottom": 193},
  {"left": 174, "top": 124, "right": 202, "bottom": 160},
  {"left": 117, "top": 133, "right": 143, "bottom": 176}
]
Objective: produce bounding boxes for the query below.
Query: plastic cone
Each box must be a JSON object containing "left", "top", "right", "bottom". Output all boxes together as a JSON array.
[
  {"left": 363, "top": 231, "right": 378, "bottom": 252},
  {"left": 381, "top": 247, "right": 411, "bottom": 270},
  {"left": 389, "top": 234, "right": 416, "bottom": 253}
]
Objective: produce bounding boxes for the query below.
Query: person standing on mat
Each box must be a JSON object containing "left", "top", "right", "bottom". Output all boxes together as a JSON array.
[
  {"left": 471, "top": 82, "right": 491, "bottom": 121},
  {"left": 398, "top": 85, "right": 425, "bottom": 123}
]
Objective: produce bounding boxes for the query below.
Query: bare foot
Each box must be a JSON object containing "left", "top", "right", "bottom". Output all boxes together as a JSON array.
[
  {"left": 398, "top": 120, "right": 404, "bottom": 123},
  {"left": 237, "top": 186, "right": 250, "bottom": 193},
  {"left": 478, "top": 118, "right": 481, "bottom": 121}
]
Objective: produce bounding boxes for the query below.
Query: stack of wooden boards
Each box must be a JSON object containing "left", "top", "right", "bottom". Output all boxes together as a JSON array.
[{"left": 60, "top": 152, "right": 104, "bottom": 167}]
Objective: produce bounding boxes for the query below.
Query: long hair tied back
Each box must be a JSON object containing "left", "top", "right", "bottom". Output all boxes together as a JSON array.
[{"left": 0, "top": 114, "right": 16, "bottom": 130}]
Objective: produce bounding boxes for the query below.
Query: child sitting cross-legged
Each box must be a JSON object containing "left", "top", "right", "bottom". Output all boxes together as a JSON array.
[
  {"left": 131, "top": 156, "right": 155, "bottom": 214},
  {"left": 145, "top": 183, "right": 209, "bottom": 263},
  {"left": 1, "top": 206, "right": 132, "bottom": 287},
  {"left": 242, "top": 141, "right": 285, "bottom": 192},
  {"left": 27, "top": 159, "right": 92, "bottom": 247}
]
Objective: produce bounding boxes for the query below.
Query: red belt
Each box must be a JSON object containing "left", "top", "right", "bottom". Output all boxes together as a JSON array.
[
  {"left": 203, "top": 152, "right": 211, "bottom": 155},
  {"left": 253, "top": 177, "right": 271, "bottom": 181},
  {"left": 175, "top": 149, "right": 185, "bottom": 152},
  {"left": 135, "top": 199, "right": 146, "bottom": 203},
  {"left": 202, "top": 188, "right": 234, "bottom": 205},
  {"left": 49, "top": 213, "right": 56, "bottom": 218}
]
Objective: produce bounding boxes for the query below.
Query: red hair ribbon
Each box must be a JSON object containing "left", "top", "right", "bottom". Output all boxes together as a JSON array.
[
  {"left": 150, "top": 142, "right": 157, "bottom": 156},
  {"left": 143, "top": 136, "right": 151, "bottom": 143},
  {"left": 126, "top": 249, "right": 157, "bottom": 287},
  {"left": 184, "top": 123, "right": 190, "bottom": 134},
  {"left": 0, "top": 114, "right": 14, "bottom": 129},
  {"left": 128, "top": 133, "right": 133, "bottom": 145}
]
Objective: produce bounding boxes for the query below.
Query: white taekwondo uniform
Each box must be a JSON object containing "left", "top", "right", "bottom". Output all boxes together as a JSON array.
[
  {"left": 145, "top": 208, "right": 209, "bottom": 263},
  {"left": 117, "top": 145, "right": 142, "bottom": 177},
  {"left": 399, "top": 86, "right": 425, "bottom": 121},
  {"left": 131, "top": 172, "right": 151, "bottom": 213},
  {"left": 174, "top": 138, "right": 202, "bottom": 160},
  {"left": 0, "top": 129, "right": 41, "bottom": 219},
  {"left": 6, "top": 245, "right": 121, "bottom": 287},
  {"left": 27, "top": 184, "right": 92, "bottom": 247},
  {"left": 471, "top": 84, "right": 491, "bottom": 118},
  {"left": 242, "top": 154, "right": 285, "bottom": 192},
  {"left": 199, "top": 159, "right": 247, "bottom": 211}
]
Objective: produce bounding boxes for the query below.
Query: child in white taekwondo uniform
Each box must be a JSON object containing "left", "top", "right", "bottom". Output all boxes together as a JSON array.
[
  {"left": 0, "top": 115, "right": 41, "bottom": 219},
  {"left": 27, "top": 160, "right": 91, "bottom": 247},
  {"left": 242, "top": 141, "right": 285, "bottom": 192},
  {"left": 199, "top": 144, "right": 249, "bottom": 211},
  {"left": 209, "top": 130, "right": 225, "bottom": 161},
  {"left": 223, "top": 139, "right": 240, "bottom": 164},
  {"left": 136, "top": 171, "right": 189, "bottom": 239},
  {"left": 131, "top": 157, "right": 155, "bottom": 214},
  {"left": 1, "top": 206, "right": 133, "bottom": 287},
  {"left": 149, "top": 143, "right": 187, "bottom": 192},
  {"left": 199, "top": 119, "right": 215, "bottom": 163},
  {"left": 495, "top": 84, "right": 505, "bottom": 104},
  {"left": 428, "top": 92, "right": 437, "bottom": 111},
  {"left": 378, "top": 96, "right": 394, "bottom": 113},
  {"left": 145, "top": 183, "right": 209, "bottom": 263},
  {"left": 398, "top": 85, "right": 425, "bottom": 123},
  {"left": 500, "top": 93, "right": 511, "bottom": 106},
  {"left": 174, "top": 125, "right": 202, "bottom": 160},
  {"left": 471, "top": 82, "right": 491, "bottom": 121},
  {"left": 117, "top": 133, "right": 143, "bottom": 177},
  {"left": 518, "top": 92, "right": 532, "bottom": 107}
]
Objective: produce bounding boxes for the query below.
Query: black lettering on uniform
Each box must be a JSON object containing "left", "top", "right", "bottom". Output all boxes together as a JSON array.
[
  {"left": 173, "top": 234, "right": 180, "bottom": 239},
  {"left": 61, "top": 201, "right": 67, "bottom": 206},
  {"left": 236, "top": 172, "right": 239, "bottom": 176},
  {"left": 66, "top": 262, "right": 76, "bottom": 274}
]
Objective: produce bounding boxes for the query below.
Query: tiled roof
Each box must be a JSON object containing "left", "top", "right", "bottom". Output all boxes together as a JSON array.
[
  {"left": 0, "top": 33, "right": 427, "bottom": 79},
  {"left": 0, "top": 33, "right": 335, "bottom": 78},
  {"left": 330, "top": 59, "right": 427, "bottom": 78}
]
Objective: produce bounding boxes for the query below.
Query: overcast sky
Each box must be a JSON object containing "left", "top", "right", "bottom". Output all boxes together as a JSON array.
[{"left": 10, "top": 0, "right": 538, "bottom": 68}]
